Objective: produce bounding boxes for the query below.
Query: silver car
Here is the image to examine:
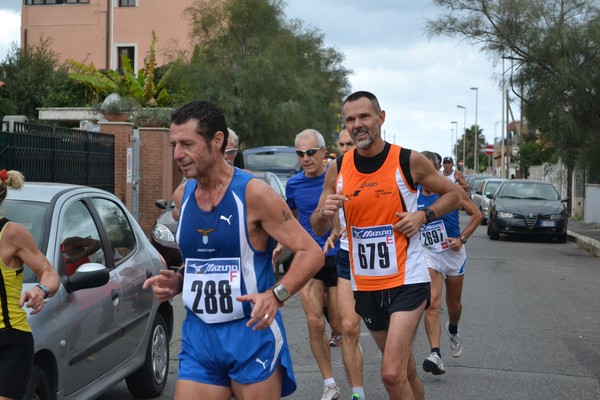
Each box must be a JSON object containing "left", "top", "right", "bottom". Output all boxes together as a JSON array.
[
  {"left": 471, "top": 178, "right": 505, "bottom": 225},
  {"left": 4, "top": 183, "right": 173, "bottom": 400}
]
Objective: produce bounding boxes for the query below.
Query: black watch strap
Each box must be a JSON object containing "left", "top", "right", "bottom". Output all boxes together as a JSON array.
[
  {"left": 422, "top": 207, "right": 436, "bottom": 224},
  {"left": 36, "top": 284, "right": 49, "bottom": 299}
]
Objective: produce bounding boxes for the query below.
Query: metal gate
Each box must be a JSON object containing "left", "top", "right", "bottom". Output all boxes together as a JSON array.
[{"left": 0, "top": 121, "right": 114, "bottom": 193}]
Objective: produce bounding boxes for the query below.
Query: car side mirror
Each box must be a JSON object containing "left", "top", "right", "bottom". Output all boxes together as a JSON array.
[
  {"left": 475, "top": 190, "right": 482, "bottom": 195},
  {"left": 561, "top": 197, "right": 570, "bottom": 203},
  {"left": 155, "top": 199, "right": 168, "bottom": 209},
  {"left": 61, "top": 263, "right": 110, "bottom": 294},
  {"left": 486, "top": 193, "right": 494, "bottom": 199}
]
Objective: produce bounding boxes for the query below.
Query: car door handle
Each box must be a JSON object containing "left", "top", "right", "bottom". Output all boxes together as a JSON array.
[
  {"left": 111, "top": 289, "right": 119, "bottom": 301},
  {"left": 146, "top": 269, "right": 153, "bottom": 279}
]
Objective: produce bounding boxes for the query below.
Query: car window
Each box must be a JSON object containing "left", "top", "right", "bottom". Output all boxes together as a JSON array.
[
  {"left": 268, "top": 174, "right": 285, "bottom": 198},
  {"left": 59, "top": 201, "right": 106, "bottom": 277},
  {"left": 244, "top": 150, "right": 300, "bottom": 172},
  {"left": 91, "top": 198, "right": 136, "bottom": 264},
  {"left": 485, "top": 181, "right": 501, "bottom": 195}
]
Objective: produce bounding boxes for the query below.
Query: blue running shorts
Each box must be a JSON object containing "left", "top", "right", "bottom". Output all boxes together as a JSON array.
[{"left": 178, "top": 309, "right": 297, "bottom": 396}]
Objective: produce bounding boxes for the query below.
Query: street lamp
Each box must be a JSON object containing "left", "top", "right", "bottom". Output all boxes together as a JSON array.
[
  {"left": 470, "top": 87, "right": 479, "bottom": 172},
  {"left": 450, "top": 121, "right": 458, "bottom": 159},
  {"left": 456, "top": 105, "right": 466, "bottom": 172}
]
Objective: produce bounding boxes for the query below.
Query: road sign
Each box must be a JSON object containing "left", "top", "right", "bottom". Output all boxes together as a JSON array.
[{"left": 484, "top": 145, "right": 494, "bottom": 155}]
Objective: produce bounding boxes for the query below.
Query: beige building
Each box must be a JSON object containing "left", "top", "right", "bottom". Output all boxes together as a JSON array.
[{"left": 21, "top": 0, "right": 196, "bottom": 70}]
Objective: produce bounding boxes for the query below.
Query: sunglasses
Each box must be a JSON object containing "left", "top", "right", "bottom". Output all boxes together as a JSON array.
[
  {"left": 224, "top": 148, "right": 238, "bottom": 155},
  {"left": 295, "top": 148, "right": 322, "bottom": 157},
  {"left": 338, "top": 141, "right": 355, "bottom": 147}
]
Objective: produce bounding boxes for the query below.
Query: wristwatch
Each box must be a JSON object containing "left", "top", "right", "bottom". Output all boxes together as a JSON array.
[
  {"left": 271, "top": 283, "right": 290, "bottom": 305},
  {"left": 36, "top": 284, "right": 49, "bottom": 299},
  {"left": 421, "top": 207, "right": 436, "bottom": 224},
  {"left": 460, "top": 236, "right": 468, "bottom": 244}
]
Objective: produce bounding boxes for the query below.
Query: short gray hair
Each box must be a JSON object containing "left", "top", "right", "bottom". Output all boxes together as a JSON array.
[
  {"left": 227, "top": 128, "right": 239, "bottom": 146},
  {"left": 295, "top": 129, "right": 325, "bottom": 148}
]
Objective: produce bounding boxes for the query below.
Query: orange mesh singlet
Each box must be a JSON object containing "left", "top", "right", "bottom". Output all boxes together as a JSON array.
[{"left": 337, "top": 145, "right": 430, "bottom": 291}]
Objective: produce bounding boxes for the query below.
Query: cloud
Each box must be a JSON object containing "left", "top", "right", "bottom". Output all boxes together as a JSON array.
[
  {"left": 284, "top": 0, "right": 509, "bottom": 161},
  {"left": 0, "top": 10, "right": 20, "bottom": 60}
]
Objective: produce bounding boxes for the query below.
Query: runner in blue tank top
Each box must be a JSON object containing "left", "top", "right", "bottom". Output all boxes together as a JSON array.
[
  {"left": 417, "top": 151, "right": 481, "bottom": 376},
  {"left": 143, "top": 100, "right": 324, "bottom": 399}
]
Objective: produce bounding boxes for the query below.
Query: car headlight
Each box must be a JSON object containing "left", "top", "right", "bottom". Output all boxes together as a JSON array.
[
  {"left": 152, "top": 223, "right": 175, "bottom": 242},
  {"left": 548, "top": 214, "right": 564, "bottom": 220},
  {"left": 497, "top": 211, "right": 514, "bottom": 219}
]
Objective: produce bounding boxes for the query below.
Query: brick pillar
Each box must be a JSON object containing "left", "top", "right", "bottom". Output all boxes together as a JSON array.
[
  {"left": 138, "top": 127, "right": 173, "bottom": 236},
  {"left": 99, "top": 121, "right": 133, "bottom": 207}
]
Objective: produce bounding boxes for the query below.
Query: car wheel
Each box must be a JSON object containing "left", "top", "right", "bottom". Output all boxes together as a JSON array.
[
  {"left": 488, "top": 221, "right": 499, "bottom": 240},
  {"left": 24, "top": 365, "right": 50, "bottom": 400},
  {"left": 557, "top": 233, "right": 567, "bottom": 243},
  {"left": 126, "top": 313, "right": 169, "bottom": 398}
]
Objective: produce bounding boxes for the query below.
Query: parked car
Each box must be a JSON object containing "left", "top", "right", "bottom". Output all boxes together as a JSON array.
[
  {"left": 151, "top": 170, "right": 290, "bottom": 270},
  {"left": 467, "top": 173, "right": 495, "bottom": 199},
  {"left": 487, "top": 179, "right": 569, "bottom": 242},
  {"left": 240, "top": 146, "right": 301, "bottom": 185},
  {"left": 471, "top": 178, "right": 505, "bottom": 225},
  {"left": 4, "top": 182, "right": 173, "bottom": 400}
]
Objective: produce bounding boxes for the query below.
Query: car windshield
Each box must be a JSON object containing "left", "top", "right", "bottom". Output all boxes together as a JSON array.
[
  {"left": 497, "top": 182, "right": 559, "bottom": 200},
  {"left": 485, "top": 181, "right": 502, "bottom": 195},
  {"left": 2, "top": 200, "right": 50, "bottom": 283},
  {"left": 244, "top": 151, "right": 300, "bottom": 173},
  {"left": 471, "top": 176, "right": 494, "bottom": 191},
  {"left": 2, "top": 200, "right": 48, "bottom": 249}
]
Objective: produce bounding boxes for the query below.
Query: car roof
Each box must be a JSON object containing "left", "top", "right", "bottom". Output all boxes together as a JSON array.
[
  {"left": 242, "top": 145, "right": 296, "bottom": 154},
  {"left": 501, "top": 179, "right": 550, "bottom": 184},
  {"left": 5, "top": 182, "right": 105, "bottom": 204}
]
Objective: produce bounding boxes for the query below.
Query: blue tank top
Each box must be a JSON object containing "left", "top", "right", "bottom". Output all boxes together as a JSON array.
[
  {"left": 417, "top": 187, "right": 460, "bottom": 238},
  {"left": 176, "top": 168, "right": 277, "bottom": 320},
  {"left": 286, "top": 169, "right": 339, "bottom": 257}
]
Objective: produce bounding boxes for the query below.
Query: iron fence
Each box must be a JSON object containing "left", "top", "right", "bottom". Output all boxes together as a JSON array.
[{"left": 0, "top": 121, "right": 114, "bottom": 193}]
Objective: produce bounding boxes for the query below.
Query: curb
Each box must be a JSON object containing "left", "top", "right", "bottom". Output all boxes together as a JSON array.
[{"left": 567, "top": 230, "right": 600, "bottom": 257}]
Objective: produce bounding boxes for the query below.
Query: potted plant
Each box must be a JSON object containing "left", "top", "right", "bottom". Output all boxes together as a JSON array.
[
  {"left": 132, "top": 107, "right": 172, "bottom": 128},
  {"left": 97, "top": 94, "right": 137, "bottom": 122}
]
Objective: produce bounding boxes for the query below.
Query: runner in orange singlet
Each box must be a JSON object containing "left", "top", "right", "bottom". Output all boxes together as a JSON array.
[{"left": 311, "top": 91, "right": 462, "bottom": 400}]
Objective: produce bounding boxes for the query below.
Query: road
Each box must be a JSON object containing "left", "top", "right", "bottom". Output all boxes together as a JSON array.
[{"left": 99, "top": 215, "right": 600, "bottom": 399}]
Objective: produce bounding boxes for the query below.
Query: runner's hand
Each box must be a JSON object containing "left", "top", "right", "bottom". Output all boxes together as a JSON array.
[
  {"left": 143, "top": 269, "right": 181, "bottom": 301},
  {"left": 237, "top": 291, "right": 280, "bottom": 331}
]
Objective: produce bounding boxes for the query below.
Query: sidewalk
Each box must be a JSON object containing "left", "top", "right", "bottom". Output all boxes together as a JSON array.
[{"left": 567, "top": 219, "right": 600, "bottom": 257}]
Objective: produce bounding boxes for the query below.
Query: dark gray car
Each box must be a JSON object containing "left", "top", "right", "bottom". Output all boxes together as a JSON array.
[
  {"left": 5, "top": 183, "right": 173, "bottom": 400},
  {"left": 487, "top": 179, "right": 568, "bottom": 242}
]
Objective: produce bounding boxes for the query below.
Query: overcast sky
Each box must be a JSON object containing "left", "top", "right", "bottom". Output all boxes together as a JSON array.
[{"left": 0, "top": 0, "right": 511, "bottom": 162}]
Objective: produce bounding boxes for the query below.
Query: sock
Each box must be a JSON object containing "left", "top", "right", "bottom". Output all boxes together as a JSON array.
[
  {"left": 352, "top": 386, "right": 365, "bottom": 398},
  {"left": 448, "top": 323, "right": 458, "bottom": 335},
  {"left": 431, "top": 347, "right": 441, "bottom": 357},
  {"left": 324, "top": 378, "right": 335, "bottom": 387}
]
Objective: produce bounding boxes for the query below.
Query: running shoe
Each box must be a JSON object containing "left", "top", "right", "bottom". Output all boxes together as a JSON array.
[
  {"left": 321, "top": 384, "right": 341, "bottom": 400},
  {"left": 446, "top": 322, "right": 463, "bottom": 357},
  {"left": 351, "top": 393, "right": 365, "bottom": 400},
  {"left": 329, "top": 333, "right": 342, "bottom": 347},
  {"left": 422, "top": 352, "right": 446, "bottom": 375}
]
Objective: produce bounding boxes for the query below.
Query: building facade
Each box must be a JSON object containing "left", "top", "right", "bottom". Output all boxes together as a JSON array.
[{"left": 21, "top": 0, "right": 196, "bottom": 70}]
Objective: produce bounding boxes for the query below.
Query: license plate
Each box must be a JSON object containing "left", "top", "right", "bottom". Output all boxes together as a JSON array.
[{"left": 540, "top": 221, "right": 556, "bottom": 227}]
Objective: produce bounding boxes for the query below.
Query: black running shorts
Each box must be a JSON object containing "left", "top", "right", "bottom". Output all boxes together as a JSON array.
[
  {"left": 0, "top": 329, "right": 34, "bottom": 399},
  {"left": 354, "top": 282, "right": 431, "bottom": 331}
]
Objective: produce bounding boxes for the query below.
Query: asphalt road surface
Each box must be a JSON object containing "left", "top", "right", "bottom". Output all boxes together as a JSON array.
[{"left": 99, "top": 214, "right": 600, "bottom": 399}]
